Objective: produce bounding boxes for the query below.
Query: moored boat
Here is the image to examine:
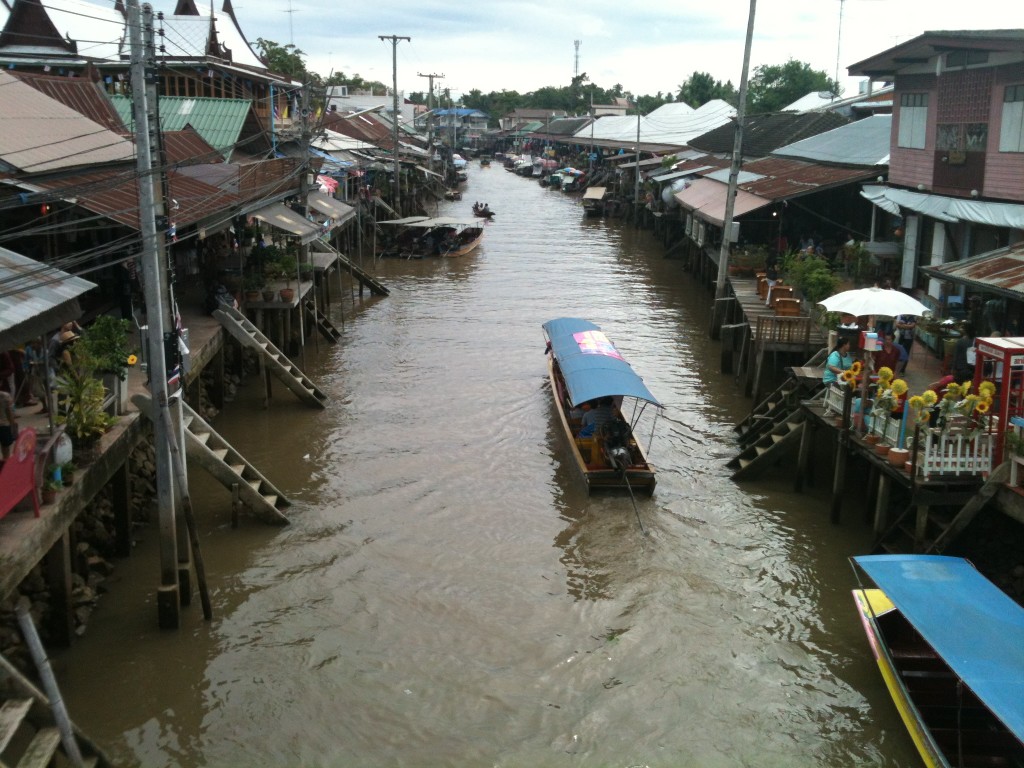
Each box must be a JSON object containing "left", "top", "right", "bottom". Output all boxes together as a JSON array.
[
  {"left": 542, "top": 318, "right": 661, "bottom": 494},
  {"left": 582, "top": 186, "right": 608, "bottom": 216},
  {"left": 407, "top": 216, "right": 484, "bottom": 257},
  {"left": 851, "top": 554, "right": 1024, "bottom": 768}
]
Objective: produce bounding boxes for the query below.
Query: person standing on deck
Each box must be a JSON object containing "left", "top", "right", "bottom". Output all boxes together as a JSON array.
[{"left": 895, "top": 314, "right": 917, "bottom": 369}]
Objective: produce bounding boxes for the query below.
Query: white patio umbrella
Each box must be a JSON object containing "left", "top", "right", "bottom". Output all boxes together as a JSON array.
[{"left": 818, "top": 287, "right": 932, "bottom": 318}]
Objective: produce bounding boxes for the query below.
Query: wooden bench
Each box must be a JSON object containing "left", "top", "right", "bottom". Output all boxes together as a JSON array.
[
  {"left": 0, "top": 427, "right": 41, "bottom": 521},
  {"left": 774, "top": 297, "right": 802, "bottom": 316}
]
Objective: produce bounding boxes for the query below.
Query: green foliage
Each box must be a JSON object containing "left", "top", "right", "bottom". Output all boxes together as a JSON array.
[
  {"left": 1007, "top": 429, "right": 1024, "bottom": 456},
  {"left": 79, "top": 316, "right": 132, "bottom": 380},
  {"left": 54, "top": 348, "right": 117, "bottom": 446},
  {"left": 256, "top": 38, "right": 308, "bottom": 80},
  {"left": 747, "top": 59, "right": 840, "bottom": 113},
  {"left": 677, "top": 71, "right": 737, "bottom": 108},
  {"left": 781, "top": 252, "right": 840, "bottom": 305}
]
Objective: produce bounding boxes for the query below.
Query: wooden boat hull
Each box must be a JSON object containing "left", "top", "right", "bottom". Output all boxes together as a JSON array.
[
  {"left": 546, "top": 355, "right": 655, "bottom": 494},
  {"left": 853, "top": 586, "right": 1024, "bottom": 768},
  {"left": 443, "top": 227, "right": 484, "bottom": 257}
]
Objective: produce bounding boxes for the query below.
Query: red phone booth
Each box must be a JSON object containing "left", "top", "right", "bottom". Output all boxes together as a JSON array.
[{"left": 973, "top": 336, "right": 1024, "bottom": 465}]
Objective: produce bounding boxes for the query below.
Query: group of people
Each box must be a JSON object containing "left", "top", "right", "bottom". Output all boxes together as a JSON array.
[
  {"left": 574, "top": 397, "right": 616, "bottom": 438},
  {"left": 0, "top": 322, "right": 81, "bottom": 460}
]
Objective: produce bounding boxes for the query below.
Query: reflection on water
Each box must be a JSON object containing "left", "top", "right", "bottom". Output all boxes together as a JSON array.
[{"left": 56, "top": 165, "right": 920, "bottom": 767}]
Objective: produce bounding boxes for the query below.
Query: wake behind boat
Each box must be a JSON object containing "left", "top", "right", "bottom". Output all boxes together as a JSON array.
[
  {"left": 543, "top": 318, "right": 661, "bottom": 494},
  {"left": 851, "top": 554, "right": 1024, "bottom": 768}
]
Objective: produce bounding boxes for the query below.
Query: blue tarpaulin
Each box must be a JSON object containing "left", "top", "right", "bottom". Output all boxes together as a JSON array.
[
  {"left": 854, "top": 554, "right": 1024, "bottom": 741},
  {"left": 543, "top": 318, "right": 660, "bottom": 408}
]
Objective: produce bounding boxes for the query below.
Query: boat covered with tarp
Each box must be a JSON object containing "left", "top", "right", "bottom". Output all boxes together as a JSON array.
[
  {"left": 851, "top": 554, "right": 1024, "bottom": 768},
  {"left": 542, "top": 317, "right": 661, "bottom": 494}
]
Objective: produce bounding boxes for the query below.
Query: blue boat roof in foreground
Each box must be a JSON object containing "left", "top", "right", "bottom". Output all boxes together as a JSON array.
[
  {"left": 854, "top": 554, "right": 1024, "bottom": 741},
  {"left": 543, "top": 318, "right": 661, "bottom": 408}
]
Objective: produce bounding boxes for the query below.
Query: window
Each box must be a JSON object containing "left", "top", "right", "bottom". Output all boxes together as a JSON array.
[
  {"left": 999, "top": 84, "right": 1024, "bottom": 153},
  {"left": 946, "top": 50, "right": 989, "bottom": 68},
  {"left": 898, "top": 93, "right": 928, "bottom": 149}
]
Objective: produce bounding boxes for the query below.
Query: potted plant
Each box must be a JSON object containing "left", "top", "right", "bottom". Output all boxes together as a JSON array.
[
  {"left": 243, "top": 272, "right": 263, "bottom": 303},
  {"left": 61, "top": 461, "right": 77, "bottom": 484},
  {"left": 79, "top": 316, "right": 133, "bottom": 381},
  {"left": 277, "top": 255, "right": 297, "bottom": 302},
  {"left": 41, "top": 478, "right": 61, "bottom": 504},
  {"left": 54, "top": 347, "right": 117, "bottom": 459}
]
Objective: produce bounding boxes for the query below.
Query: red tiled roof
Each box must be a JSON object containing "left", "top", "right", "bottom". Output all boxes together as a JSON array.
[{"left": 11, "top": 70, "right": 126, "bottom": 135}]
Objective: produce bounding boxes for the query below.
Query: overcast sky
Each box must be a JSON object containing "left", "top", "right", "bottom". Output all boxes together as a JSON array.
[{"left": 240, "top": 0, "right": 1020, "bottom": 102}]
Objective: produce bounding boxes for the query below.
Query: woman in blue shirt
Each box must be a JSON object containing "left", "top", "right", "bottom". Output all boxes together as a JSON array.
[{"left": 823, "top": 337, "right": 854, "bottom": 385}]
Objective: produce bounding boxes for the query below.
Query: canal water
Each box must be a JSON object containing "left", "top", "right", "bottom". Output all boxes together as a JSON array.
[{"left": 57, "top": 167, "right": 920, "bottom": 767}]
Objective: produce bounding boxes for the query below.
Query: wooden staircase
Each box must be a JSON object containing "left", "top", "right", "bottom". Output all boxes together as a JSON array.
[
  {"left": 311, "top": 239, "right": 389, "bottom": 296},
  {"left": 1, "top": 607, "right": 112, "bottom": 768},
  {"left": 213, "top": 305, "right": 327, "bottom": 409},
  {"left": 303, "top": 300, "right": 341, "bottom": 343},
  {"left": 131, "top": 394, "right": 290, "bottom": 526},
  {"left": 735, "top": 377, "right": 801, "bottom": 449},
  {"left": 728, "top": 411, "right": 806, "bottom": 481}
]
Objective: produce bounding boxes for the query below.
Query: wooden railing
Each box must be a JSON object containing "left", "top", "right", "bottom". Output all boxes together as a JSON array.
[{"left": 754, "top": 315, "right": 813, "bottom": 345}]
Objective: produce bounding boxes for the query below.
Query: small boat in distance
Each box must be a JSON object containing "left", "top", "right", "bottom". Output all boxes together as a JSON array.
[
  {"left": 851, "top": 554, "right": 1024, "bottom": 768},
  {"left": 472, "top": 202, "right": 495, "bottom": 219},
  {"left": 543, "top": 318, "right": 661, "bottom": 495}
]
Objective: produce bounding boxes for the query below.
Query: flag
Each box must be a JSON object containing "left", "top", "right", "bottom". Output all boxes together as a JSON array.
[
  {"left": 273, "top": 103, "right": 279, "bottom": 120},
  {"left": 167, "top": 364, "right": 181, "bottom": 390}
]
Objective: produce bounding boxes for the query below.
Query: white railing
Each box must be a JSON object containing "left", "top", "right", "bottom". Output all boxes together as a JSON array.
[
  {"left": 912, "top": 428, "right": 996, "bottom": 478},
  {"left": 868, "top": 411, "right": 902, "bottom": 445},
  {"left": 823, "top": 383, "right": 847, "bottom": 416}
]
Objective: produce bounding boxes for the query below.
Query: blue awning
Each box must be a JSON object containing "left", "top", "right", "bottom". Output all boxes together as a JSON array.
[
  {"left": 543, "top": 317, "right": 661, "bottom": 408},
  {"left": 854, "top": 554, "right": 1024, "bottom": 742}
]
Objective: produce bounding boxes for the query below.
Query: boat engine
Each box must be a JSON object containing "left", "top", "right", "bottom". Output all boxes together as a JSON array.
[{"left": 601, "top": 420, "right": 632, "bottom": 470}]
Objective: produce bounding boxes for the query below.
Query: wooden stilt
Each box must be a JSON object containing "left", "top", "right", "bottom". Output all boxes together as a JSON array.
[
  {"left": 43, "top": 531, "right": 73, "bottom": 647},
  {"left": 794, "top": 419, "right": 814, "bottom": 492},
  {"left": 830, "top": 431, "right": 847, "bottom": 524},
  {"left": 874, "top": 474, "right": 891, "bottom": 536},
  {"left": 865, "top": 465, "right": 879, "bottom": 525},
  {"left": 914, "top": 504, "right": 929, "bottom": 551}
]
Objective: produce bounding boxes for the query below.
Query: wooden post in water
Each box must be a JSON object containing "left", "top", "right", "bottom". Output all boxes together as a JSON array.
[
  {"left": 873, "top": 474, "right": 891, "bottom": 536},
  {"left": 830, "top": 388, "right": 854, "bottom": 524},
  {"left": 794, "top": 418, "right": 814, "bottom": 492},
  {"left": 721, "top": 323, "right": 747, "bottom": 374},
  {"left": 43, "top": 532, "right": 73, "bottom": 647}
]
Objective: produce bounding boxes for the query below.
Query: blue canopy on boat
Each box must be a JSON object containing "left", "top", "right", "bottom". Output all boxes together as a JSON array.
[
  {"left": 543, "top": 318, "right": 661, "bottom": 408},
  {"left": 854, "top": 554, "right": 1024, "bottom": 741}
]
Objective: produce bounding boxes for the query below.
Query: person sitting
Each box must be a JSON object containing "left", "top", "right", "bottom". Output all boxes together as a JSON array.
[
  {"left": 578, "top": 397, "right": 615, "bottom": 438},
  {"left": 823, "top": 338, "right": 854, "bottom": 385},
  {"left": 0, "top": 382, "right": 16, "bottom": 460}
]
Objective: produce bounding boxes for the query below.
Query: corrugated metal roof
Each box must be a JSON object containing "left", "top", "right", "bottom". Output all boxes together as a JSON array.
[
  {"left": 11, "top": 70, "right": 126, "bottom": 134},
  {"left": 0, "top": 70, "right": 135, "bottom": 172},
  {"left": 0, "top": 246, "right": 95, "bottom": 348},
  {"left": 111, "top": 95, "right": 250, "bottom": 159},
  {"left": 161, "top": 127, "right": 224, "bottom": 166},
  {"left": 920, "top": 242, "right": 1024, "bottom": 300},
  {"left": 689, "top": 111, "right": 849, "bottom": 158},
  {"left": 772, "top": 114, "right": 891, "bottom": 166},
  {"left": 850, "top": 30, "right": 1024, "bottom": 79},
  {"left": 735, "top": 156, "right": 879, "bottom": 200}
]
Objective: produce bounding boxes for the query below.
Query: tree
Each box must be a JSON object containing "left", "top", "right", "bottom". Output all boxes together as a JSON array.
[
  {"left": 677, "top": 72, "right": 736, "bottom": 108},
  {"left": 256, "top": 38, "right": 307, "bottom": 80},
  {"left": 747, "top": 59, "right": 840, "bottom": 113}
]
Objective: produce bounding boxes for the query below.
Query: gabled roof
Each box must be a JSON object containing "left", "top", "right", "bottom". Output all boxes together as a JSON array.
[
  {"left": 849, "top": 29, "right": 1024, "bottom": 79},
  {"left": 542, "top": 117, "right": 592, "bottom": 136},
  {"left": 10, "top": 69, "right": 126, "bottom": 134},
  {"left": 0, "top": 69, "right": 134, "bottom": 173},
  {"left": 688, "top": 111, "right": 849, "bottom": 158},
  {"left": 322, "top": 111, "right": 396, "bottom": 150},
  {"left": 110, "top": 94, "right": 255, "bottom": 160},
  {"left": 575, "top": 100, "right": 735, "bottom": 149},
  {"left": 0, "top": 0, "right": 124, "bottom": 59},
  {"left": 158, "top": 9, "right": 267, "bottom": 72},
  {"left": 161, "top": 126, "right": 224, "bottom": 166}
]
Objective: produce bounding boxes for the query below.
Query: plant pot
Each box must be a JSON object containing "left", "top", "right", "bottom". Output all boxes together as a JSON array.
[
  {"left": 904, "top": 460, "right": 914, "bottom": 474},
  {"left": 874, "top": 443, "right": 890, "bottom": 457},
  {"left": 865, "top": 434, "right": 880, "bottom": 445},
  {"left": 262, "top": 289, "right": 276, "bottom": 302},
  {"left": 42, "top": 488, "right": 56, "bottom": 504},
  {"left": 888, "top": 448, "right": 910, "bottom": 467},
  {"left": 279, "top": 287, "right": 295, "bottom": 303},
  {"left": 244, "top": 290, "right": 261, "bottom": 303}
]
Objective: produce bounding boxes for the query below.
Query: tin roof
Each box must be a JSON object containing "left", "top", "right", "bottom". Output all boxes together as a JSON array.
[
  {"left": 772, "top": 114, "right": 891, "bottom": 167},
  {"left": 849, "top": 29, "right": 1024, "bottom": 79},
  {"left": 0, "top": 245, "right": 95, "bottom": 348},
  {"left": 919, "top": 241, "right": 1024, "bottom": 301},
  {"left": 9, "top": 70, "right": 126, "bottom": 134},
  {"left": 110, "top": 95, "right": 252, "bottom": 160},
  {"left": 688, "top": 111, "right": 849, "bottom": 157},
  {"left": 0, "top": 70, "right": 135, "bottom": 173}
]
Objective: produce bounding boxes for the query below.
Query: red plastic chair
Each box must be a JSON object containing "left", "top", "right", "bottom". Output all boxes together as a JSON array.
[{"left": 0, "top": 427, "right": 41, "bottom": 520}]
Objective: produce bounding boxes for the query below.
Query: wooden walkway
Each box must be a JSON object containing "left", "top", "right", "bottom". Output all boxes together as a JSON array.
[{"left": 721, "top": 277, "right": 828, "bottom": 402}]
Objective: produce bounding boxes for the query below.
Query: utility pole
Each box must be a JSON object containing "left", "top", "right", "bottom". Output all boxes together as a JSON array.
[
  {"left": 418, "top": 71, "right": 443, "bottom": 150},
  {"left": 711, "top": 0, "right": 757, "bottom": 337},
  {"left": 128, "top": 0, "right": 180, "bottom": 628},
  {"left": 633, "top": 108, "right": 641, "bottom": 227},
  {"left": 379, "top": 35, "right": 410, "bottom": 213}
]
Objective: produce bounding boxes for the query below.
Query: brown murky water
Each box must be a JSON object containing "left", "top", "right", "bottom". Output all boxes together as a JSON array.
[{"left": 56, "top": 166, "right": 920, "bottom": 767}]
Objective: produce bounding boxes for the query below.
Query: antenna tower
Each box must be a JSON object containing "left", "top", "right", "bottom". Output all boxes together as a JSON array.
[{"left": 574, "top": 39, "right": 581, "bottom": 79}]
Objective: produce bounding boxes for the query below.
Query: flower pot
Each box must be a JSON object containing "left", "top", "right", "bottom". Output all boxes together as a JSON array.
[
  {"left": 874, "top": 443, "right": 890, "bottom": 457},
  {"left": 904, "top": 460, "right": 914, "bottom": 474},
  {"left": 888, "top": 447, "right": 910, "bottom": 467},
  {"left": 244, "top": 290, "right": 261, "bottom": 303},
  {"left": 279, "top": 287, "right": 295, "bottom": 303},
  {"left": 42, "top": 488, "right": 56, "bottom": 504},
  {"left": 865, "top": 434, "right": 880, "bottom": 445},
  {"left": 262, "top": 289, "right": 276, "bottom": 302}
]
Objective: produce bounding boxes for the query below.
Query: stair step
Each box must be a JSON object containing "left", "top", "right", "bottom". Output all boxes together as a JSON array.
[
  {"left": 264, "top": 494, "right": 278, "bottom": 507},
  {"left": 195, "top": 431, "right": 211, "bottom": 445},
  {"left": 16, "top": 726, "right": 61, "bottom": 768},
  {"left": 248, "top": 479, "right": 263, "bottom": 491},
  {"left": 212, "top": 448, "right": 229, "bottom": 461},
  {"left": 755, "top": 446, "right": 769, "bottom": 456},
  {"left": 229, "top": 463, "right": 245, "bottom": 475},
  {"left": 0, "top": 699, "right": 32, "bottom": 753},
  {"left": 738, "top": 458, "right": 751, "bottom": 468},
  {"left": 771, "top": 434, "right": 785, "bottom": 444}
]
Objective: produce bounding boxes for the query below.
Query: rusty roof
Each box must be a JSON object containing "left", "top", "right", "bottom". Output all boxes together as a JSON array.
[
  {"left": 10, "top": 69, "right": 126, "bottom": 134},
  {"left": 920, "top": 242, "right": 1024, "bottom": 301},
  {"left": 161, "top": 127, "right": 224, "bottom": 166},
  {"left": 735, "top": 156, "right": 879, "bottom": 200}
]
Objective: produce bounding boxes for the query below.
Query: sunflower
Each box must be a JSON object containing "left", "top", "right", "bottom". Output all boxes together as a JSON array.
[
  {"left": 891, "top": 379, "right": 908, "bottom": 396},
  {"left": 876, "top": 366, "right": 894, "bottom": 382},
  {"left": 975, "top": 399, "right": 990, "bottom": 414},
  {"left": 978, "top": 381, "right": 996, "bottom": 398},
  {"left": 917, "top": 410, "right": 932, "bottom": 423},
  {"left": 850, "top": 361, "right": 863, "bottom": 375},
  {"left": 921, "top": 390, "right": 939, "bottom": 407},
  {"left": 908, "top": 395, "right": 925, "bottom": 410},
  {"left": 127, "top": 354, "right": 138, "bottom": 366}
]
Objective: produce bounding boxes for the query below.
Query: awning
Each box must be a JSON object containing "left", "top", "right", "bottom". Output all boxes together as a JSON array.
[
  {"left": 308, "top": 193, "right": 355, "bottom": 227},
  {"left": 582, "top": 186, "right": 608, "bottom": 201},
  {"left": 252, "top": 203, "right": 320, "bottom": 243},
  {"left": 919, "top": 241, "right": 1024, "bottom": 301},
  {"left": 0, "top": 246, "right": 95, "bottom": 349},
  {"left": 414, "top": 165, "right": 443, "bottom": 178},
  {"left": 674, "top": 177, "right": 771, "bottom": 227},
  {"left": 860, "top": 184, "right": 1024, "bottom": 228},
  {"left": 379, "top": 216, "right": 431, "bottom": 226}
]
